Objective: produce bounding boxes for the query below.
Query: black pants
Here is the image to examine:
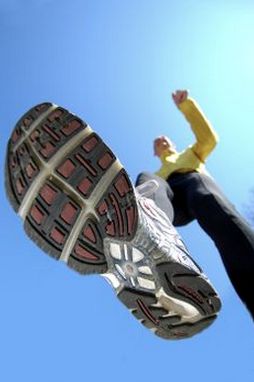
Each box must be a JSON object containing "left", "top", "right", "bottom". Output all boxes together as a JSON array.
[{"left": 136, "top": 171, "right": 254, "bottom": 319}]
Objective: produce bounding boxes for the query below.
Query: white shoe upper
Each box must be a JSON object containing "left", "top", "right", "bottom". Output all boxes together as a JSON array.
[{"left": 135, "top": 181, "right": 202, "bottom": 275}]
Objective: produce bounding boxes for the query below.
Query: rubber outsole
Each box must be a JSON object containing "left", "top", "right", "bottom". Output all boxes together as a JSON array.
[{"left": 5, "top": 102, "right": 221, "bottom": 340}]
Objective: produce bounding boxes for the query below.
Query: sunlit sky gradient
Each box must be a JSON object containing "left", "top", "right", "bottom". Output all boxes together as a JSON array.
[{"left": 1, "top": 1, "right": 253, "bottom": 382}]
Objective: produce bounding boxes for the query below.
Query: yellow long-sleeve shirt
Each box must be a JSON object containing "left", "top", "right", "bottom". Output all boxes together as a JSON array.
[{"left": 155, "top": 98, "right": 219, "bottom": 180}]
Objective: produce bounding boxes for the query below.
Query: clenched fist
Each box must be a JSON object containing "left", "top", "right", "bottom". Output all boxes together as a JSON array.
[{"left": 172, "top": 90, "right": 188, "bottom": 106}]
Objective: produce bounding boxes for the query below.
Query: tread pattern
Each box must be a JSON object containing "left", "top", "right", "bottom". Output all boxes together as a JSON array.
[
  {"left": 6, "top": 103, "right": 86, "bottom": 210},
  {"left": 118, "top": 287, "right": 216, "bottom": 339},
  {"left": 118, "top": 260, "right": 221, "bottom": 339},
  {"left": 157, "top": 262, "right": 221, "bottom": 316},
  {"left": 5, "top": 103, "right": 138, "bottom": 274}
]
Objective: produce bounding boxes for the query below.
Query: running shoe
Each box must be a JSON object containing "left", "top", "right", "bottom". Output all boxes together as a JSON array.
[{"left": 5, "top": 102, "right": 221, "bottom": 340}]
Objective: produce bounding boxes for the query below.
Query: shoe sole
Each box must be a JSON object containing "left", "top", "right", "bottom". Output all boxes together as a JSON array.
[{"left": 5, "top": 102, "right": 221, "bottom": 340}]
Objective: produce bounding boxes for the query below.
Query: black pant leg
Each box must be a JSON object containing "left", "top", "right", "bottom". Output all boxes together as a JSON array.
[
  {"left": 135, "top": 172, "right": 175, "bottom": 222},
  {"left": 169, "top": 173, "right": 254, "bottom": 319}
]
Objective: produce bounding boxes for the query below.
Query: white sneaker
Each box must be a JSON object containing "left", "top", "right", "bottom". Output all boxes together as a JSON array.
[{"left": 6, "top": 102, "right": 221, "bottom": 340}]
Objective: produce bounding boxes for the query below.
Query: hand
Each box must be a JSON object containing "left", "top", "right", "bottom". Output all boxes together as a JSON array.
[{"left": 172, "top": 90, "right": 188, "bottom": 106}]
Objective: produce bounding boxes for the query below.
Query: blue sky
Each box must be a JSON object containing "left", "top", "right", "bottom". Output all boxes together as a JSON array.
[{"left": 0, "top": 1, "right": 253, "bottom": 381}]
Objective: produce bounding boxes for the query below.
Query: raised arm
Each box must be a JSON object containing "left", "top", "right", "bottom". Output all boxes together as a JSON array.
[{"left": 172, "top": 90, "right": 219, "bottom": 162}]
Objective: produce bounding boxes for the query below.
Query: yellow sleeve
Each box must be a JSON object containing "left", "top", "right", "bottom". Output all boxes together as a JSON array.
[{"left": 178, "top": 98, "right": 219, "bottom": 162}]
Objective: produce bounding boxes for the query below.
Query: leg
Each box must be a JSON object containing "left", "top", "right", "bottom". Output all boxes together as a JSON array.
[{"left": 169, "top": 172, "right": 254, "bottom": 319}]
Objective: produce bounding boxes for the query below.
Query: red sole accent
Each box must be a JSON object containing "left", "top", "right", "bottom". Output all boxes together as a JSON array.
[{"left": 137, "top": 298, "right": 160, "bottom": 326}]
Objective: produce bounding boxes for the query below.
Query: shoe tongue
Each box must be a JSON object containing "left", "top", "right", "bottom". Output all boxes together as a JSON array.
[{"left": 136, "top": 180, "right": 159, "bottom": 197}]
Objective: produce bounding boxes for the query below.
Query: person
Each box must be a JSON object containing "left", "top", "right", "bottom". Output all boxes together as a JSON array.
[
  {"left": 136, "top": 90, "right": 254, "bottom": 320},
  {"left": 6, "top": 100, "right": 221, "bottom": 341}
]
